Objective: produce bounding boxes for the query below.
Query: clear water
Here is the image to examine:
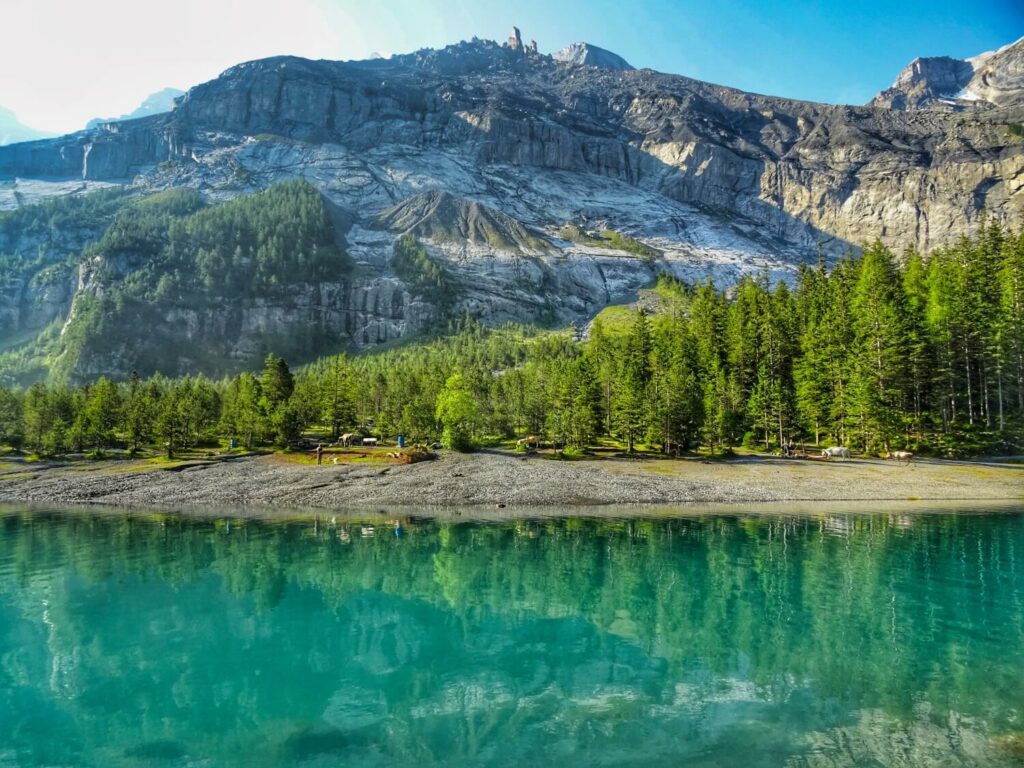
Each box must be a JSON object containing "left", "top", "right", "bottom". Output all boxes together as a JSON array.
[{"left": 1, "top": 508, "right": 1023, "bottom": 767}]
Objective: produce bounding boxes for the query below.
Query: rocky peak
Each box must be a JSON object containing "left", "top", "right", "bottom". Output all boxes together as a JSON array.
[
  {"left": 870, "top": 36, "right": 1024, "bottom": 109},
  {"left": 374, "top": 191, "right": 548, "bottom": 252},
  {"left": 507, "top": 26, "right": 523, "bottom": 52},
  {"left": 553, "top": 42, "right": 633, "bottom": 71},
  {"left": 870, "top": 56, "right": 973, "bottom": 109}
]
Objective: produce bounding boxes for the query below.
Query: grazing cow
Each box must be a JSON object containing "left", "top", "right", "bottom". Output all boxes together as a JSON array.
[
  {"left": 886, "top": 450, "right": 914, "bottom": 465},
  {"left": 821, "top": 446, "right": 851, "bottom": 460},
  {"left": 516, "top": 435, "right": 539, "bottom": 450}
]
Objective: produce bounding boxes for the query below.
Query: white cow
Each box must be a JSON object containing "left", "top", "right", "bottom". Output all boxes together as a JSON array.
[{"left": 821, "top": 446, "right": 851, "bottom": 460}]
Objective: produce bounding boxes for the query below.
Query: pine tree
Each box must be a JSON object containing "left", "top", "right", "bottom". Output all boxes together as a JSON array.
[
  {"left": 614, "top": 310, "right": 652, "bottom": 452},
  {"left": 691, "top": 280, "right": 734, "bottom": 451},
  {"left": 849, "top": 242, "right": 908, "bottom": 451},
  {"left": 901, "top": 251, "right": 933, "bottom": 440}
]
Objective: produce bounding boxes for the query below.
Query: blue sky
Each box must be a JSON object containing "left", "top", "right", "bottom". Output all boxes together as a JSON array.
[{"left": 1, "top": 0, "right": 1021, "bottom": 133}]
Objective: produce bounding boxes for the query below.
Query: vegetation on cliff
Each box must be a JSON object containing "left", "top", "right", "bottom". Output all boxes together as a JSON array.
[
  {"left": 0, "top": 180, "right": 351, "bottom": 383},
  {"left": 0, "top": 187, "right": 130, "bottom": 297}
]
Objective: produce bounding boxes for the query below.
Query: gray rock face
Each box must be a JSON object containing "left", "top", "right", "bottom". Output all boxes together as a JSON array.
[
  {"left": 374, "top": 191, "right": 548, "bottom": 251},
  {"left": 1, "top": 37, "right": 1019, "bottom": 257},
  {"left": 967, "top": 37, "right": 1024, "bottom": 107},
  {"left": 871, "top": 36, "right": 1024, "bottom": 109},
  {"left": 553, "top": 42, "right": 633, "bottom": 71},
  {"left": 60, "top": 266, "right": 437, "bottom": 382}
]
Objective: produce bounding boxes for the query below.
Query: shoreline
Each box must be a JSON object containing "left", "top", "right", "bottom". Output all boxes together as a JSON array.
[{"left": 0, "top": 450, "right": 1021, "bottom": 513}]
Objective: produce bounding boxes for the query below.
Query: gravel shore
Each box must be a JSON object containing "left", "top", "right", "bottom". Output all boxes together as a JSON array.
[{"left": 0, "top": 450, "right": 1021, "bottom": 513}]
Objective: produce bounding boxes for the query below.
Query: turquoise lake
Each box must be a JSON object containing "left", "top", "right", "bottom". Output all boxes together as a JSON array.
[{"left": 1, "top": 508, "right": 1023, "bottom": 767}]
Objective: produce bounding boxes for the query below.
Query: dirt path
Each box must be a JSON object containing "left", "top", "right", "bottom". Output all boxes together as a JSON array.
[{"left": 0, "top": 451, "right": 1020, "bottom": 512}]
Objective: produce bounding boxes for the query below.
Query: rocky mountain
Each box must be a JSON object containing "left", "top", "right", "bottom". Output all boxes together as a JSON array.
[
  {"left": 374, "top": 191, "right": 550, "bottom": 251},
  {"left": 86, "top": 87, "right": 186, "bottom": 129},
  {"left": 0, "top": 105, "right": 53, "bottom": 146},
  {"left": 0, "top": 29, "right": 1023, "bottom": 382},
  {"left": 870, "top": 36, "right": 1024, "bottom": 109}
]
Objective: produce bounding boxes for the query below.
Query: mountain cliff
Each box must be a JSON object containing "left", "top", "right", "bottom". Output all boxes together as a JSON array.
[
  {"left": 870, "top": 36, "right": 1024, "bottom": 109},
  {"left": 1, "top": 30, "right": 1023, "bottom": 382}
]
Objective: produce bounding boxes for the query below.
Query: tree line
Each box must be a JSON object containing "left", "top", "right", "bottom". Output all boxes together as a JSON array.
[{"left": 0, "top": 223, "right": 1021, "bottom": 457}]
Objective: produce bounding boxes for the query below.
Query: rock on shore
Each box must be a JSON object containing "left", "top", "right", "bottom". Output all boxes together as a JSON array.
[{"left": 0, "top": 451, "right": 1020, "bottom": 512}]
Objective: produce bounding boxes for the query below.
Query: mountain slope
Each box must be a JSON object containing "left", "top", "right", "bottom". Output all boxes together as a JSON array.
[
  {"left": 374, "top": 191, "right": 549, "bottom": 252},
  {"left": 0, "top": 32, "right": 1023, "bottom": 382}
]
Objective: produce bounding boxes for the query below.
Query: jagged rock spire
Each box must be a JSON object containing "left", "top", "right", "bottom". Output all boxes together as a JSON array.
[{"left": 507, "top": 26, "right": 523, "bottom": 52}]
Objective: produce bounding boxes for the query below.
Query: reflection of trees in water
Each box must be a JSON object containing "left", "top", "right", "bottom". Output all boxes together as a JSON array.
[{"left": 0, "top": 511, "right": 1022, "bottom": 766}]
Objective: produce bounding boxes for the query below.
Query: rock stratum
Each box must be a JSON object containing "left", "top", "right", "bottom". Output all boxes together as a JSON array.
[{"left": 1, "top": 31, "right": 1023, "bottom": 382}]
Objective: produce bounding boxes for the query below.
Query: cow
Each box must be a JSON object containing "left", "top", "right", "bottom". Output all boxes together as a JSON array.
[
  {"left": 821, "top": 446, "right": 851, "bottom": 460},
  {"left": 886, "top": 450, "right": 914, "bottom": 465},
  {"left": 516, "top": 435, "right": 539, "bottom": 450}
]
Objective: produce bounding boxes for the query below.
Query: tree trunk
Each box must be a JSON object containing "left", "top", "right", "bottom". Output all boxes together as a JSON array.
[
  {"left": 998, "top": 366, "right": 1005, "bottom": 433},
  {"left": 965, "top": 345, "right": 974, "bottom": 426}
]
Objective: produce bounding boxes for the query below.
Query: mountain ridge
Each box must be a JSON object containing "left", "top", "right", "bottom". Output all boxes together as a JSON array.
[
  {"left": 1, "top": 31, "right": 1023, "bottom": 382},
  {"left": 0, "top": 105, "right": 54, "bottom": 147}
]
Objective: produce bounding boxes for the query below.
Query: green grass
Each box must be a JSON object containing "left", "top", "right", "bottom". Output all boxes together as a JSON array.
[
  {"left": 1008, "top": 124, "right": 1024, "bottom": 141},
  {"left": 591, "top": 304, "right": 640, "bottom": 334},
  {"left": 557, "top": 224, "right": 660, "bottom": 263},
  {"left": 598, "top": 230, "right": 659, "bottom": 261}
]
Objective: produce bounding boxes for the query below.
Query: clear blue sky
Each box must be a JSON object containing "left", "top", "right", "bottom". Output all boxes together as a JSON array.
[{"left": 3, "top": 0, "right": 1022, "bottom": 133}]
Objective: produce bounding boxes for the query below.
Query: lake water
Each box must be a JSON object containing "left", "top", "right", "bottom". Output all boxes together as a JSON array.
[{"left": 1, "top": 508, "right": 1023, "bottom": 767}]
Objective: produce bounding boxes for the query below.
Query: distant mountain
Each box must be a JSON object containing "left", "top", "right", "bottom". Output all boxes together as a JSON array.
[
  {"left": 0, "top": 105, "right": 53, "bottom": 146},
  {"left": 86, "top": 87, "right": 185, "bottom": 129},
  {"left": 870, "top": 36, "right": 1024, "bottom": 109}
]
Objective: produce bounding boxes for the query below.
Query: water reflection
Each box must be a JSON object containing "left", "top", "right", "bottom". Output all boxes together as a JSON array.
[{"left": 0, "top": 510, "right": 1022, "bottom": 767}]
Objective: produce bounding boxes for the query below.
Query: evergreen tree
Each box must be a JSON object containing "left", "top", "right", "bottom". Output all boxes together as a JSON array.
[
  {"left": 0, "top": 387, "right": 23, "bottom": 449},
  {"left": 849, "top": 243, "right": 908, "bottom": 451},
  {"left": 614, "top": 310, "right": 652, "bottom": 452}
]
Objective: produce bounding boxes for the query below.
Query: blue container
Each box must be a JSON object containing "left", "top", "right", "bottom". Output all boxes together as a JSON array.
[
  {"left": 397, "top": 435, "right": 405, "bottom": 448},
  {"left": 229, "top": 438, "right": 238, "bottom": 449}
]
